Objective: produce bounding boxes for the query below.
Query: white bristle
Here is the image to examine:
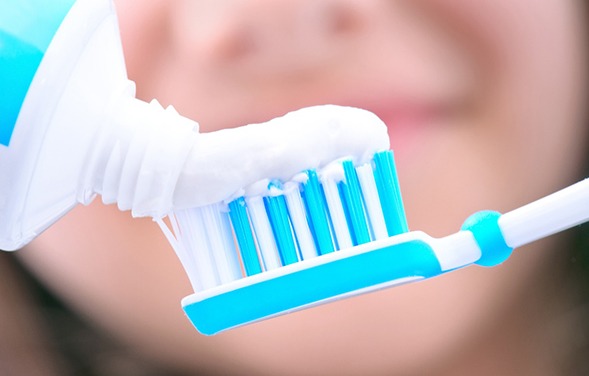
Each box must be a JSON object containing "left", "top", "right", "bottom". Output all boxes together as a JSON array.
[
  {"left": 283, "top": 184, "right": 318, "bottom": 260},
  {"left": 170, "top": 212, "right": 204, "bottom": 291},
  {"left": 219, "top": 207, "right": 244, "bottom": 278},
  {"left": 157, "top": 216, "right": 202, "bottom": 291},
  {"left": 320, "top": 167, "right": 353, "bottom": 250},
  {"left": 199, "top": 204, "right": 242, "bottom": 283},
  {"left": 356, "top": 163, "right": 388, "bottom": 240},
  {"left": 246, "top": 196, "right": 282, "bottom": 271},
  {"left": 176, "top": 209, "right": 220, "bottom": 290}
]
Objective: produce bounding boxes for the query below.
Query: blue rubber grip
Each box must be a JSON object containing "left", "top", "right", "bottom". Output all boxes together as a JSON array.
[
  {"left": 0, "top": 0, "right": 76, "bottom": 146},
  {"left": 461, "top": 210, "right": 513, "bottom": 267},
  {"left": 183, "top": 238, "right": 442, "bottom": 335}
]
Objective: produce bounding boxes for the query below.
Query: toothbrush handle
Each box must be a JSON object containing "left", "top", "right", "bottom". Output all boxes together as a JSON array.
[{"left": 498, "top": 178, "right": 589, "bottom": 249}]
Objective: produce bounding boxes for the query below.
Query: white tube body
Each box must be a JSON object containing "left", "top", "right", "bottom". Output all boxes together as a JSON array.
[{"left": 0, "top": 0, "right": 199, "bottom": 250}]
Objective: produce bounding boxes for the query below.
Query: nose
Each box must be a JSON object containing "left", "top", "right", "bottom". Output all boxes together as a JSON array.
[{"left": 174, "top": 0, "right": 377, "bottom": 76}]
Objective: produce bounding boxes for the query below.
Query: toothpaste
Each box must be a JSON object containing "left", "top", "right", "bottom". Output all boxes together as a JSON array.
[{"left": 174, "top": 105, "right": 390, "bottom": 209}]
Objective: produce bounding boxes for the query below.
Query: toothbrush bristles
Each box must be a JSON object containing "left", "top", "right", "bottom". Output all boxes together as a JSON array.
[{"left": 161, "top": 150, "right": 408, "bottom": 292}]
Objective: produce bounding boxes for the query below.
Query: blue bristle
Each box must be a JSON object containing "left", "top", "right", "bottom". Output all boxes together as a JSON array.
[
  {"left": 228, "top": 197, "right": 262, "bottom": 276},
  {"left": 264, "top": 183, "right": 299, "bottom": 266},
  {"left": 339, "top": 160, "right": 371, "bottom": 245},
  {"left": 300, "top": 170, "right": 335, "bottom": 255},
  {"left": 373, "top": 151, "right": 408, "bottom": 235},
  {"left": 212, "top": 153, "right": 406, "bottom": 276}
]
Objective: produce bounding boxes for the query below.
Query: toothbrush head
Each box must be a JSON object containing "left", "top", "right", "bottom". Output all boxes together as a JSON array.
[
  {"left": 158, "top": 138, "right": 589, "bottom": 334},
  {"left": 158, "top": 150, "right": 417, "bottom": 334}
]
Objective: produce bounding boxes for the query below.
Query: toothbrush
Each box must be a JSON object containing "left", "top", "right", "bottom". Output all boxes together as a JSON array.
[{"left": 157, "top": 150, "right": 589, "bottom": 335}]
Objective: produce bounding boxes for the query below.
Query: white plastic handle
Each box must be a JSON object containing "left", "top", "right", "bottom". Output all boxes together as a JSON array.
[{"left": 498, "top": 179, "right": 589, "bottom": 249}]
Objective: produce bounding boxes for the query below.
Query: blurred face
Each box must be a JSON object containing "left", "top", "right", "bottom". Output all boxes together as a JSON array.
[{"left": 20, "top": 0, "right": 587, "bottom": 375}]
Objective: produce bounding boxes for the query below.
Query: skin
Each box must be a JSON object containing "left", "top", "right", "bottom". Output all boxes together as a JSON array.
[{"left": 19, "top": 0, "right": 587, "bottom": 374}]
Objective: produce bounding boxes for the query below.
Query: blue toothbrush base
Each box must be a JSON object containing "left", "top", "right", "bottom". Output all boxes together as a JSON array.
[{"left": 182, "top": 233, "right": 442, "bottom": 335}]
